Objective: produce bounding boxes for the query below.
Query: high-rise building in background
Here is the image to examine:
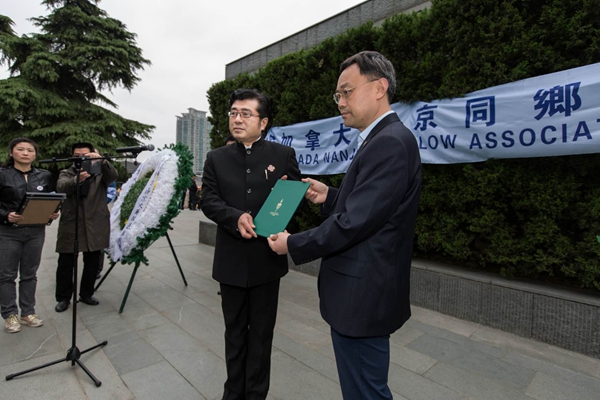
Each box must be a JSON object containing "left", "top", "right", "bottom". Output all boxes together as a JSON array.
[{"left": 176, "top": 108, "right": 212, "bottom": 176}]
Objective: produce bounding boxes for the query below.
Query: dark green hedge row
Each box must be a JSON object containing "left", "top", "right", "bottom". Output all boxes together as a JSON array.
[{"left": 207, "top": 0, "right": 600, "bottom": 290}]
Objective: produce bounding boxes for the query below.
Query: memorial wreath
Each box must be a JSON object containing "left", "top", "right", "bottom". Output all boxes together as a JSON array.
[{"left": 108, "top": 143, "right": 193, "bottom": 265}]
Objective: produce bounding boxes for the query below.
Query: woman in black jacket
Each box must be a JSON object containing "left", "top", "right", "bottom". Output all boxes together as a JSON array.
[{"left": 0, "top": 138, "right": 58, "bottom": 333}]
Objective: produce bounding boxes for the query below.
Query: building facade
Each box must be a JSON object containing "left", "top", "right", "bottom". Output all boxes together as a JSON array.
[
  {"left": 176, "top": 108, "right": 212, "bottom": 176},
  {"left": 226, "top": 0, "right": 431, "bottom": 79}
]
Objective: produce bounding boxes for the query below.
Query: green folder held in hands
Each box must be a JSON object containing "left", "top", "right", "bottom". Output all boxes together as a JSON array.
[{"left": 254, "top": 180, "right": 310, "bottom": 237}]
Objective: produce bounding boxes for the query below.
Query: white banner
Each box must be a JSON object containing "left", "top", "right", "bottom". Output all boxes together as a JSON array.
[{"left": 266, "top": 62, "right": 600, "bottom": 173}]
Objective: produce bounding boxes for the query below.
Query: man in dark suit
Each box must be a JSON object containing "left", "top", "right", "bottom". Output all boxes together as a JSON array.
[
  {"left": 201, "top": 89, "right": 301, "bottom": 400},
  {"left": 268, "top": 51, "right": 422, "bottom": 399}
]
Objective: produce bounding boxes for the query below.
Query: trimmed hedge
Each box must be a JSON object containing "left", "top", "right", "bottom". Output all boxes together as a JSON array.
[{"left": 207, "top": 0, "right": 600, "bottom": 290}]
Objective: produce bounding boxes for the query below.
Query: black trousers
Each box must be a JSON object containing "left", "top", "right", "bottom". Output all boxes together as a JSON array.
[
  {"left": 220, "top": 279, "right": 280, "bottom": 400},
  {"left": 331, "top": 328, "right": 393, "bottom": 399},
  {"left": 55, "top": 251, "right": 101, "bottom": 302},
  {"left": 188, "top": 191, "right": 197, "bottom": 209}
]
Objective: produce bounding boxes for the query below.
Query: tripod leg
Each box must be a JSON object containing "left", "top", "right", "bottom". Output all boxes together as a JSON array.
[
  {"left": 166, "top": 232, "right": 188, "bottom": 286},
  {"left": 6, "top": 356, "right": 66, "bottom": 381},
  {"left": 119, "top": 263, "right": 139, "bottom": 313},
  {"left": 6, "top": 158, "right": 108, "bottom": 387},
  {"left": 95, "top": 261, "right": 117, "bottom": 291},
  {"left": 80, "top": 340, "right": 108, "bottom": 356},
  {"left": 74, "top": 359, "right": 102, "bottom": 387}
]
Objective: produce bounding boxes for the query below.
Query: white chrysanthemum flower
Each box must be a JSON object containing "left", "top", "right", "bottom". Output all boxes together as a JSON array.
[{"left": 109, "top": 149, "right": 179, "bottom": 262}]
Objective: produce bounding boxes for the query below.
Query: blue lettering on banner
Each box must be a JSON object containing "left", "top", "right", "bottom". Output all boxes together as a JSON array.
[
  {"left": 297, "top": 154, "right": 320, "bottom": 165},
  {"left": 466, "top": 96, "right": 496, "bottom": 128},
  {"left": 440, "top": 135, "right": 457, "bottom": 148},
  {"left": 573, "top": 121, "right": 592, "bottom": 141},
  {"left": 332, "top": 123, "right": 351, "bottom": 147},
  {"left": 281, "top": 133, "right": 293, "bottom": 147},
  {"left": 328, "top": 149, "right": 355, "bottom": 163},
  {"left": 266, "top": 63, "right": 600, "bottom": 171},
  {"left": 414, "top": 104, "right": 438, "bottom": 131},
  {"left": 418, "top": 135, "right": 457, "bottom": 150},
  {"left": 470, "top": 134, "right": 482, "bottom": 149},
  {"left": 519, "top": 129, "right": 535, "bottom": 146},
  {"left": 468, "top": 120, "right": 594, "bottom": 150},
  {"left": 305, "top": 129, "right": 321, "bottom": 151},
  {"left": 534, "top": 82, "right": 581, "bottom": 120},
  {"left": 485, "top": 132, "right": 497, "bottom": 148},
  {"left": 541, "top": 126, "right": 557, "bottom": 144},
  {"left": 502, "top": 131, "right": 515, "bottom": 148}
]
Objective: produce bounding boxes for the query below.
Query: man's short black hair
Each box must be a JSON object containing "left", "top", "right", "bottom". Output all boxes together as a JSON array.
[
  {"left": 72, "top": 142, "right": 95, "bottom": 153},
  {"left": 340, "top": 51, "right": 397, "bottom": 103},
  {"left": 229, "top": 89, "right": 273, "bottom": 133}
]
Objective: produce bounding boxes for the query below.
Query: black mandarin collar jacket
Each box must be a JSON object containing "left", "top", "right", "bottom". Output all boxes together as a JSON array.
[{"left": 201, "top": 138, "right": 301, "bottom": 287}]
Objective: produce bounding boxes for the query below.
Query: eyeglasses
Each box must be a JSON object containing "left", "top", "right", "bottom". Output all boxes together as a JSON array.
[
  {"left": 228, "top": 110, "right": 261, "bottom": 119},
  {"left": 333, "top": 79, "right": 379, "bottom": 104}
]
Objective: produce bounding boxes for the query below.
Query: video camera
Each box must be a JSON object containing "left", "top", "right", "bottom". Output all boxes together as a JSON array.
[{"left": 82, "top": 159, "right": 102, "bottom": 176}]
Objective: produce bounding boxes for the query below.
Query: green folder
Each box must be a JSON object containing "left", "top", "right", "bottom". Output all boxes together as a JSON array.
[{"left": 254, "top": 180, "right": 310, "bottom": 237}]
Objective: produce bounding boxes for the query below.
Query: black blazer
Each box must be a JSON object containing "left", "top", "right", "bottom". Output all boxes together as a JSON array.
[
  {"left": 201, "top": 139, "right": 301, "bottom": 287},
  {"left": 288, "top": 113, "right": 422, "bottom": 337}
]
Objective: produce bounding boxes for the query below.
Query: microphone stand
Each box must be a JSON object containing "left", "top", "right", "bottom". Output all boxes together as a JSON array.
[
  {"left": 5, "top": 154, "right": 126, "bottom": 386},
  {"left": 119, "top": 150, "right": 143, "bottom": 172}
]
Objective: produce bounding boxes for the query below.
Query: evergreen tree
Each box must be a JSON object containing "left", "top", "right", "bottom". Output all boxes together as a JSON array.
[{"left": 0, "top": 0, "right": 153, "bottom": 162}]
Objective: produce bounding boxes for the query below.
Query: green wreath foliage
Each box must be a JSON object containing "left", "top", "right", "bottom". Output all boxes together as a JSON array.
[{"left": 120, "top": 172, "right": 153, "bottom": 229}]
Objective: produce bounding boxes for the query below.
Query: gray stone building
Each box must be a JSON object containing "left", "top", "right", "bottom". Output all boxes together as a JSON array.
[{"left": 226, "top": 0, "right": 431, "bottom": 79}]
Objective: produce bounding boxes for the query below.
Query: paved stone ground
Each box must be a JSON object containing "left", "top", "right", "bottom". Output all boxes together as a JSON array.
[{"left": 1, "top": 210, "right": 599, "bottom": 399}]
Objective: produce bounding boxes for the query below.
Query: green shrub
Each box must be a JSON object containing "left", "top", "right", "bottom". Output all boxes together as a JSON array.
[{"left": 207, "top": 0, "right": 600, "bottom": 290}]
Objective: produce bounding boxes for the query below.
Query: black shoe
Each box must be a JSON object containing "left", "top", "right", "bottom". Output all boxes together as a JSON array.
[
  {"left": 55, "top": 301, "right": 70, "bottom": 313},
  {"left": 79, "top": 296, "right": 99, "bottom": 306}
]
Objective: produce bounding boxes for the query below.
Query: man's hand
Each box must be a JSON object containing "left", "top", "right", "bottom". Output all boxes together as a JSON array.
[
  {"left": 50, "top": 212, "right": 60, "bottom": 220},
  {"left": 237, "top": 213, "right": 257, "bottom": 239},
  {"left": 302, "top": 178, "right": 328, "bottom": 204},
  {"left": 86, "top": 150, "right": 102, "bottom": 159},
  {"left": 268, "top": 231, "right": 290, "bottom": 255},
  {"left": 78, "top": 171, "right": 91, "bottom": 182}
]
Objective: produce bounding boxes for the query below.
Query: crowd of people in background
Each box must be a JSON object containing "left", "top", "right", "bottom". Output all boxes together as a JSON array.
[{"left": 180, "top": 175, "right": 202, "bottom": 211}]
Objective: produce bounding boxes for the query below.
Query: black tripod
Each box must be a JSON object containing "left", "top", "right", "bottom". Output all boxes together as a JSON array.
[{"left": 6, "top": 155, "right": 112, "bottom": 386}]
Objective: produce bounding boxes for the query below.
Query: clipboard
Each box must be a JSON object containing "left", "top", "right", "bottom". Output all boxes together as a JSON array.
[
  {"left": 15, "top": 192, "right": 66, "bottom": 226},
  {"left": 253, "top": 180, "right": 309, "bottom": 237}
]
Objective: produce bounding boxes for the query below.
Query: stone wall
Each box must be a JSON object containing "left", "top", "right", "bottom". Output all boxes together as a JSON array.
[{"left": 199, "top": 219, "right": 600, "bottom": 358}]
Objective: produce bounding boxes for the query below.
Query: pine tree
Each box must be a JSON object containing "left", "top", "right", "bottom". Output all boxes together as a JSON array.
[{"left": 0, "top": 0, "right": 153, "bottom": 162}]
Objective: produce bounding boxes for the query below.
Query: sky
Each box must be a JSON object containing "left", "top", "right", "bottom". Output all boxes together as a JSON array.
[{"left": 1, "top": 0, "right": 366, "bottom": 159}]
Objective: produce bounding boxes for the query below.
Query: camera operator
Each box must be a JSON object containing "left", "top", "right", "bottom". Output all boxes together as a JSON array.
[{"left": 54, "top": 142, "right": 117, "bottom": 312}]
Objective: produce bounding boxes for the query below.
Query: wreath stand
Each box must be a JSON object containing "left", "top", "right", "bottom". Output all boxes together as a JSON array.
[{"left": 94, "top": 228, "right": 188, "bottom": 313}]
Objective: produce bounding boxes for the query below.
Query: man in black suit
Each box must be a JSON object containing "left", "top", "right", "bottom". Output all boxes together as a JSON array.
[
  {"left": 268, "top": 51, "right": 422, "bottom": 399},
  {"left": 201, "top": 89, "right": 301, "bottom": 400}
]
